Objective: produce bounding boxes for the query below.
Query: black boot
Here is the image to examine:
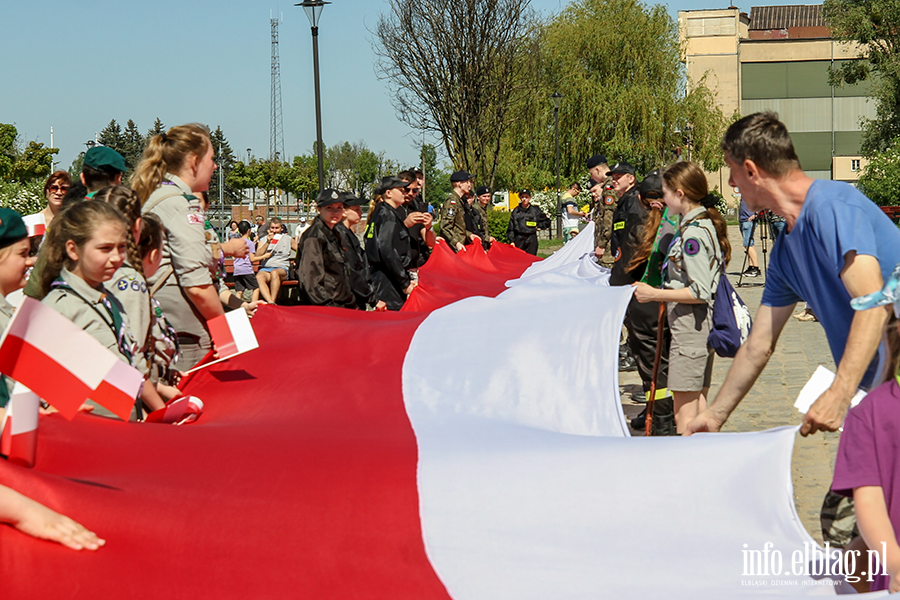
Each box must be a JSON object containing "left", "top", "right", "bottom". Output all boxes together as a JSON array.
[
  {"left": 618, "top": 344, "right": 637, "bottom": 372},
  {"left": 651, "top": 397, "right": 676, "bottom": 436}
]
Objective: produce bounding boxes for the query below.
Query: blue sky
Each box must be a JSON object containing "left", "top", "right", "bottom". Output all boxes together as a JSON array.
[{"left": 1, "top": 0, "right": 792, "bottom": 172}]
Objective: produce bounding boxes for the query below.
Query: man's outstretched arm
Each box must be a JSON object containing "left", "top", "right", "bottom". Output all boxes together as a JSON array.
[{"left": 684, "top": 303, "right": 794, "bottom": 435}]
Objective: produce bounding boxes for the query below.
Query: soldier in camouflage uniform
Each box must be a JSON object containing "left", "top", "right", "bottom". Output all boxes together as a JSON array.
[
  {"left": 439, "top": 170, "right": 478, "bottom": 252},
  {"left": 589, "top": 179, "right": 618, "bottom": 269}
]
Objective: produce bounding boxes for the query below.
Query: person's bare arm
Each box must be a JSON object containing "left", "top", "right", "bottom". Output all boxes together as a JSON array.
[
  {"left": 854, "top": 486, "right": 900, "bottom": 592},
  {"left": 684, "top": 303, "right": 795, "bottom": 434},
  {"left": 802, "top": 252, "right": 890, "bottom": 436},
  {"left": 184, "top": 284, "right": 225, "bottom": 321},
  {"left": 0, "top": 485, "right": 104, "bottom": 550}
]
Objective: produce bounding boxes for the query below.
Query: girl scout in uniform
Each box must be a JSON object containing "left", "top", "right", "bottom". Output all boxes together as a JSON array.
[
  {"left": 632, "top": 161, "right": 731, "bottom": 433},
  {"left": 131, "top": 124, "right": 223, "bottom": 370},
  {"left": 38, "top": 201, "right": 166, "bottom": 417}
]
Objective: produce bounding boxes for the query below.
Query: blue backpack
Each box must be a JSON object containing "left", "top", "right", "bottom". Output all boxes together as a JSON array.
[{"left": 708, "top": 261, "right": 752, "bottom": 358}]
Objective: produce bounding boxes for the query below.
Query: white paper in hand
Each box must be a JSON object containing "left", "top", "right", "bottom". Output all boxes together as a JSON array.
[{"left": 794, "top": 365, "right": 867, "bottom": 416}]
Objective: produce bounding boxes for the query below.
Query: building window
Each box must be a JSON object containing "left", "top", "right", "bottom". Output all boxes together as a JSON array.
[{"left": 851, "top": 159, "right": 861, "bottom": 172}]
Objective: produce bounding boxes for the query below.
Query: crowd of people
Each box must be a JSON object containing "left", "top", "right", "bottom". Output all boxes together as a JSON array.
[{"left": 4, "top": 112, "right": 900, "bottom": 594}]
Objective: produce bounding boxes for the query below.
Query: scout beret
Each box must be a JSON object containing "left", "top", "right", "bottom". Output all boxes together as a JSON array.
[
  {"left": 0, "top": 208, "right": 28, "bottom": 250},
  {"left": 84, "top": 146, "right": 127, "bottom": 174}
]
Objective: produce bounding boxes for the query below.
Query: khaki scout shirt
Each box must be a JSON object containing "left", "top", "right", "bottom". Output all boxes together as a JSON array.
[
  {"left": 143, "top": 174, "right": 216, "bottom": 343},
  {"left": 42, "top": 267, "right": 135, "bottom": 364},
  {"left": 108, "top": 263, "right": 152, "bottom": 375},
  {"left": 664, "top": 207, "right": 722, "bottom": 303}
]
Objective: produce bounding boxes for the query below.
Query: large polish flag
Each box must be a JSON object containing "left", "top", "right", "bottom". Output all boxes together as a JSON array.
[
  {"left": 0, "top": 297, "right": 141, "bottom": 420},
  {"left": 0, "top": 227, "right": 843, "bottom": 598}
]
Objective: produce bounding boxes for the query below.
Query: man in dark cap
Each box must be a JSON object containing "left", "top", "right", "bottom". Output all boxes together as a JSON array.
[
  {"left": 507, "top": 189, "right": 550, "bottom": 255},
  {"left": 586, "top": 155, "right": 618, "bottom": 258},
  {"left": 296, "top": 188, "right": 356, "bottom": 308},
  {"left": 439, "top": 170, "right": 479, "bottom": 252},
  {"left": 365, "top": 176, "right": 417, "bottom": 310},
  {"left": 335, "top": 191, "right": 385, "bottom": 311},
  {"left": 472, "top": 185, "right": 494, "bottom": 248},
  {"left": 586, "top": 154, "right": 609, "bottom": 184},
  {"left": 398, "top": 170, "right": 433, "bottom": 267}
]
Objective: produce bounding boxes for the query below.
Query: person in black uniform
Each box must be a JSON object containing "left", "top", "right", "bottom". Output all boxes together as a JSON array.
[
  {"left": 507, "top": 189, "right": 550, "bottom": 255},
  {"left": 335, "top": 191, "right": 386, "bottom": 311},
  {"left": 607, "top": 163, "right": 670, "bottom": 409},
  {"left": 296, "top": 188, "right": 356, "bottom": 309},
  {"left": 398, "top": 170, "right": 433, "bottom": 268},
  {"left": 365, "top": 176, "right": 418, "bottom": 310}
]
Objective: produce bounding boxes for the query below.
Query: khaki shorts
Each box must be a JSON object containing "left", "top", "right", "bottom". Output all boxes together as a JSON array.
[{"left": 667, "top": 302, "right": 713, "bottom": 391}]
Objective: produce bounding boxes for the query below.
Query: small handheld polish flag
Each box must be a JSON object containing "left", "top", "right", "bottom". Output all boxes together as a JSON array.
[
  {"left": 187, "top": 310, "right": 259, "bottom": 373},
  {"left": 0, "top": 297, "right": 142, "bottom": 420},
  {"left": 22, "top": 213, "right": 46, "bottom": 238},
  {"left": 0, "top": 383, "right": 41, "bottom": 467}
]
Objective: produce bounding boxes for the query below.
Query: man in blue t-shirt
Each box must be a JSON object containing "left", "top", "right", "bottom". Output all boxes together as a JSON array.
[{"left": 687, "top": 112, "right": 900, "bottom": 438}]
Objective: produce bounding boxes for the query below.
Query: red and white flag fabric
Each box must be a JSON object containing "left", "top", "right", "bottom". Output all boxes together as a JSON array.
[
  {"left": 21, "top": 213, "right": 46, "bottom": 238},
  {"left": 0, "top": 228, "right": 841, "bottom": 598},
  {"left": 0, "top": 297, "right": 141, "bottom": 420},
  {"left": 0, "top": 383, "right": 40, "bottom": 467},
  {"left": 266, "top": 233, "right": 283, "bottom": 251},
  {"left": 145, "top": 395, "right": 203, "bottom": 425},
  {"left": 189, "top": 309, "right": 259, "bottom": 373}
]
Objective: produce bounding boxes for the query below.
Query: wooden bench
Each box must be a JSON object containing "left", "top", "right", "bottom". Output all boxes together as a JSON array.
[{"left": 222, "top": 257, "right": 300, "bottom": 305}]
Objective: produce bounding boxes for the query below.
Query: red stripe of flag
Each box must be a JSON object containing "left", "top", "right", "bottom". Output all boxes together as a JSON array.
[
  {"left": 0, "top": 336, "right": 93, "bottom": 420},
  {"left": 207, "top": 314, "right": 237, "bottom": 357}
]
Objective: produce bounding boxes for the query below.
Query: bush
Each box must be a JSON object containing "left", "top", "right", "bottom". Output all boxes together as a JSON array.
[
  {"left": 0, "top": 180, "right": 44, "bottom": 216},
  {"left": 859, "top": 138, "right": 900, "bottom": 206},
  {"left": 488, "top": 210, "right": 510, "bottom": 243}
]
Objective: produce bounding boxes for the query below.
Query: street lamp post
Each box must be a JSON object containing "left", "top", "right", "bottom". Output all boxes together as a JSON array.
[
  {"left": 297, "top": 0, "right": 330, "bottom": 194},
  {"left": 551, "top": 92, "right": 562, "bottom": 240}
]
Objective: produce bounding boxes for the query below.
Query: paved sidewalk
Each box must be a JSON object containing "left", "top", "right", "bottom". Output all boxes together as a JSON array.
[{"left": 620, "top": 223, "right": 840, "bottom": 543}]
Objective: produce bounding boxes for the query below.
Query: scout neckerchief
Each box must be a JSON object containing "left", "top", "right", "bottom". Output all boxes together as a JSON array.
[{"left": 50, "top": 278, "right": 136, "bottom": 365}]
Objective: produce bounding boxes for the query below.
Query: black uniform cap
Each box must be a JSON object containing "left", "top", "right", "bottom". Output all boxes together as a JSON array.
[
  {"left": 450, "top": 170, "right": 473, "bottom": 182},
  {"left": 586, "top": 155, "right": 608, "bottom": 169},
  {"left": 316, "top": 188, "right": 344, "bottom": 207}
]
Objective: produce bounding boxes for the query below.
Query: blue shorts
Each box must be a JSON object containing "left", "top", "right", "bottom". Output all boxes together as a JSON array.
[
  {"left": 259, "top": 266, "right": 287, "bottom": 275},
  {"left": 740, "top": 220, "right": 755, "bottom": 247}
]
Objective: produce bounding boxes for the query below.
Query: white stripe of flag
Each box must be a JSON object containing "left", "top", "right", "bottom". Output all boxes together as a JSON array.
[{"left": 187, "top": 310, "right": 259, "bottom": 373}]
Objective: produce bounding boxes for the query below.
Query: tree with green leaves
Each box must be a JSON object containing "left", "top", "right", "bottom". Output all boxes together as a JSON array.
[
  {"left": 858, "top": 136, "right": 900, "bottom": 205},
  {"left": 824, "top": 0, "right": 900, "bottom": 154},
  {"left": 419, "top": 143, "right": 451, "bottom": 205},
  {"left": 498, "top": 0, "right": 726, "bottom": 190},
  {"left": 374, "top": 0, "right": 535, "bottom": 188},
  {"left": 0, "top": 123, "right": 58, "bottom": 210}
]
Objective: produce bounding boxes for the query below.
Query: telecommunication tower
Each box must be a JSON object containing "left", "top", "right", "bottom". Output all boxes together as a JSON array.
[{"left": 270, "top": 13, "right": 285, "bottom": 162}]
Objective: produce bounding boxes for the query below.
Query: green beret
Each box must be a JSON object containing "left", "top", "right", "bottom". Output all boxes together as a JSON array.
[
  {"left": 0, "top": 208, "right": 28, "bottom": 250},
  {"left": 84, "top": 146, "right": 126, "bottom": 173}
]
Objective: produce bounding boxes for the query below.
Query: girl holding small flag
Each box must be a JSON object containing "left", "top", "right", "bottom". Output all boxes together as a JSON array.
[{"left": 37, "top": 201, "right": 166, "bottom": 417}]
